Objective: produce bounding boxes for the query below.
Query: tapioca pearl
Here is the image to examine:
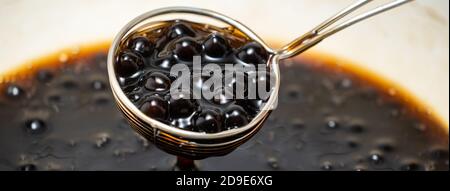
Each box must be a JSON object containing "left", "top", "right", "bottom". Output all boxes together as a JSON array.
[
  {"left": 140, "top": 96, "right": 169, "bottom": 121},
  {"left": 236, "top": 99, "right": 263, "bottom": 116},
  {"left": 224, "top": 105, "right": 249, "bottom": 129},
  {"left": 167, "top": 22, "right": 196, "bottom": 40},
  {"left": 154, "top": 56, "right": 177, "bottom": 69},
  {"left": 128, "top": 36, "right": 154, "bottom": 57},
  {"left": 236, "top": 42, "right": 269, "bottom": 65},
  {"left": 144, "top": 72, "right": 171, "bottom": 92},
  {"left": 169, "top": 92, "right": 197, "bottom": 119},
  {"left": 194, "top": 109, "right": 222, "bottom": 133},
  {"left": 203, "top": 34, "right": 230, "bottom": 59},
  {"left": 172, "top": 37, "right": 202, "bottom": 63},
  {"left": 115, "top": 51, "right": 143, "bottom": 78}
]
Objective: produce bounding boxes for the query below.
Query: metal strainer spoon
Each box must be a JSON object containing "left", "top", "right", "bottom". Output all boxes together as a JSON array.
[{"left": 107, "top": 0, "right": 413, "bottom": 160}]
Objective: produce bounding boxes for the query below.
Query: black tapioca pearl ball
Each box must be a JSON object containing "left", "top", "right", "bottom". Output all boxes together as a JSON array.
[
  {"left": 167, "top": 22, "right": 196, "bottom": 40},
  {"left": 173, "top": 37, "right": 202, "bottom": 62},
  {"left": 128, "top": 36, "right": 154, "bottom": 57},
  {"left": 169, "top": 92, "right": 197, "bottom": 118},
  {"left": 236, "top": 99, "right": 264, "bottom": 116},
  {"left": 144, "top": 72, "right": 171, "bottom": 92},
  {"left": 154, "top": 56, "right": 177, "bottom": 69},
  {"left": 5, "top": 84, "right": 24, "bottom": 98},
  {"left": 224, "top": 105, "right": 249, "bottom": 129},
  {"left": 194, "top": 109, "right": 223, "bottom": 133},
  {"left": 236, "top": 42, "right": 269, "bottom": 65},
  {"left": 91, "top": 80, "right": 106, "bottom": 91},
  {"left": 24, "top": 119, "right": 47, "bottom": 134},
  {"left": 115, "top": 51, "right": 143, "bottom": 78},
  {"left": 140, "top": 96, "right": 169, "bottom": 121},
  {"left": 203, "top": 34, "right": 230, "bottom": 59}
]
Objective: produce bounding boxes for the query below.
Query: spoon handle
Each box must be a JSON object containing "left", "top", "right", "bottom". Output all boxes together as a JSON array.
[{"left": 277, "top": 0, "right": 413, "bottom": 60}]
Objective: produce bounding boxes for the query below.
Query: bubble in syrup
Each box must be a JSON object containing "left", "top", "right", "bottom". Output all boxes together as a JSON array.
[
  {"left": 340, "top": 78, "right": 352, "bottom": 89},
  {"left": 5, "top": 84, "right": 24, "bottom": 98},
  {"left": 91, "top": 80, "right": 106, "bottom": 91},
  {"left": 19, "top": 164, "right": 37, "bottom": 171},
  {"left": 95, "top": 133, "right": 110, "bottom": 148},
  {"left": 267, "top": 157, "right": 279, "bottom": 170},
  {"left": 368, "top": 151, "right": 384, "bottom": 165},
  {"left": 326, "top": 119, "right": 339, "bottom": 129},
  {"left": 24, "top": 119, "right": 47, "bottom": 134},
  {"left": 321, "top": 161, "right": 333, "bottom": 171}
]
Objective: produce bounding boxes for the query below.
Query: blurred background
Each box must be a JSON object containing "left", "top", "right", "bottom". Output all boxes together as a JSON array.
[{"left": 0, "top": 0, "right": 448, "bottom": 126}]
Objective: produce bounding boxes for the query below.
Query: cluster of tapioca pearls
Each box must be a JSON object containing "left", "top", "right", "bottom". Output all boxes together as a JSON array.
[{"left": 114, "top": 20, "right": 272, "bottom": 133}]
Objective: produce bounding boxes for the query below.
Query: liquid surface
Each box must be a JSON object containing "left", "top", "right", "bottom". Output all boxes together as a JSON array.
[{"left": 0, "top": 44, "right": 448, "bottom": 171}]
